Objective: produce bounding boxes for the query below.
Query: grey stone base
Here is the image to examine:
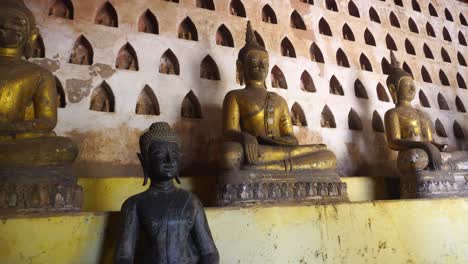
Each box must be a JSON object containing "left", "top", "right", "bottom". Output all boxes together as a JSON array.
[{"left": 400, "top": 170, "right": 468, "bottom": 199}]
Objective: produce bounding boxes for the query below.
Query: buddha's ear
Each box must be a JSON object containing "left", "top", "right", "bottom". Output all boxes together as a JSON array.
[
  {"left": 137, "top": 153, "right": 149, "bottom": 186},
  {"left": 236, "top": 60, "right": 244, "bottom": 86},
  {"left": 388, "top": 83, "right": 398, "bottom": 104}
]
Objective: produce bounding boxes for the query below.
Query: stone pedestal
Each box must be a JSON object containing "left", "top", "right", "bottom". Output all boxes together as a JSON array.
[
  {"left": 216, "top": 170, "right": 349, "bottom": 206},
  {"left": 400, "top": 170, "right": 468, "bottom": 199},
  {"left": 0, "top": 164, "right": 83, "bottom": 214}
]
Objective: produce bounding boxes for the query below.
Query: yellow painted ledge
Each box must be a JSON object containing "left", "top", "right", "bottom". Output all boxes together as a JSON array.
[
  {"left": 78, "top": 176, "right": 388, "bottom": 211},
  {"left": 1, "top": 198, "right": 468, "bottom": 264}
]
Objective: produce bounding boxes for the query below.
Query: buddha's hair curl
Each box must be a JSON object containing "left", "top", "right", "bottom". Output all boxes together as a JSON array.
[
  {"left": 139, "top": 122, "right": 182, "bottom": 159},
  {"left": 237, "top": 21, "right": 268, "bottom": 62}
]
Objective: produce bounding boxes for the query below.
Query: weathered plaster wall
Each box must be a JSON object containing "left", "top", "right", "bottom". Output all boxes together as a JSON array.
[
  {"left": 1, "top": 198, "right": 468, "bottom": 263},
  {"left": 24, "top": 0, "right": 468, "bottom": 177}
]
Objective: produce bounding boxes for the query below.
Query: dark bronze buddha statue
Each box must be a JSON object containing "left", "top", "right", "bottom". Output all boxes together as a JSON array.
[{"left": 115, "top": 122, "right": 219, "bottom": 264}]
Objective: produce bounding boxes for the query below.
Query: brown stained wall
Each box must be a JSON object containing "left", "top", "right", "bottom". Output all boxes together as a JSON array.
[{"left": 24, "top": 0, "right": 468, "bottom": 177}]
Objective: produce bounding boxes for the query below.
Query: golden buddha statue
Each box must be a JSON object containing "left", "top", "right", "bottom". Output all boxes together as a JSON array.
[
  {"left": 0, "top": 0, "right": 81, "bottom": 212},
  {"left": 384, "top": 51, "right": 468, "bottom": 198},
  {"left": 217, "top": 22, "right": 347, "bottom": 205}
]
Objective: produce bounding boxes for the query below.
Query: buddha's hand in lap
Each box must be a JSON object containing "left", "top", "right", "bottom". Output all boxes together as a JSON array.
[
  {"left": 243, "top": 133, "right": 259, "bottom": 165},
  {"left": 421, "top": 142, "right": 442, "bottom": 170},
  {"left": 257, "top": 135, "right": 297, "bottom": 147}
]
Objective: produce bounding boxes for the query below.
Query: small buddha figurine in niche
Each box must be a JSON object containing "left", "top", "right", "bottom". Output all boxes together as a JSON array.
[
  {"left": 115, "top": 122, "right": 219, "bottom": 264},
  {"left": 0, "top": 0, "right": 81, "bottom": 212},
  {"left": 217, "top": 22, "right": 347, "bottom": 205},
  {"left": 384, "top": 51, "right": 468, "bottom": 198}
]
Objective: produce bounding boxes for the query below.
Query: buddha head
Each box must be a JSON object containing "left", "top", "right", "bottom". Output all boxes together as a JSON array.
[
  {"left": 0, "top": 0, "right": 39, "bottom": 58},
  {"left": 237, "top": 21, "right": 269, "bottom": 87},
  {"left": 138, "top": 122, "right": 182, "bottom": 185},
  {"left": 386, "top": 51, "right": 415, "bottom": 105}
]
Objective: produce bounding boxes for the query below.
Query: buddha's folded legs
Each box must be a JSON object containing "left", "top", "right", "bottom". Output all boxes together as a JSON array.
[
  {"left": 0, "top": 136, "right": 78, "bottom": 167},
  {"left": 219, "top": 141, "right": 336, "bottom": 171}
]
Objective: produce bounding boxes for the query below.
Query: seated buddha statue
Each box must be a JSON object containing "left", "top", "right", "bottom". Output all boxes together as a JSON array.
[
  {"left": 217, "top": 22, "right": 346, "bottom": 205},
  {"left": 0, "top": 0, "right": 77, "bottom": 168},
  {"left": 384, "top": 52, "right": 468, "bottom": 197},
  {"left": 219, "top": 22, "right": 336, "bottom": 173},
  {"left": 115, "top": 122, "right": 219, "bottom": 264}
]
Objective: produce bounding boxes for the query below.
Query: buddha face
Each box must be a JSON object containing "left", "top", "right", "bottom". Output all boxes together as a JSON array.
[
  {"left": 243, "top": 49, "right": 269, "bottom": 83},
  {"left": 397, "top": 77, "right": 416, "bottom": 103},
  {"left": 0, "top": 11, "right": 29, "bottom": 49},
  {"left": 147, "top": 141, "right": 180, "bottom": 182}
]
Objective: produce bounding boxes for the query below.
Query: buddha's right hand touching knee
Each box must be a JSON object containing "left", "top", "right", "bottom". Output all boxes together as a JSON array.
[{"left": 243, "top": 133, "right": 259, "bottom": 165}]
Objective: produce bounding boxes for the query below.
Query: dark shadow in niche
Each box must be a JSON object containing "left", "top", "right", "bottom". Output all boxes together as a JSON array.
[
  {"left": 178, "top": 17, "right": 198, "bottom": 41},
  {"left": 49, "top": 0, "right": 74, "bottom": 19},
  {"left": 342, "top": 23, "right": 355, "bottom": 41},
  {"left": 291, "top": 102, "right": 308, "bottom": 127},
  {"left": 31, "top": 33, "right": 45, "bottom": 58},
  {"left": 300, "top": 0, "right": 314, "bottom": 4},
  {"left": 181, "top": 90, "right": 202, "bottom": 118},
  {"left": 159, "top": 49, "right": 180, "bottom": 75},
  {"left": 321, "top": 105, "right": 336, "bottom": 128},
  {"left": 325, "top": 0, "right": 338, "bottom": 12},
  {"left": 115, "top": 43, "right": 139, "bottom": 71},
  {"left": 329, "top": 75, "right": 344, "bottom": 95},
  {"left": 290, "top": 10, "right": 306, "bottom": 30},
  {"left": 271, "top": 66, "right": 287, "bottom": 89},
  {"left": 435, "top": 119, "right": 447, "bottom": 138},
  {"left": 216, "top": 24, "right": 234, "bottom": 47},
  {"left": 445, "top": 8, "right": 453, "bottom": 21},
  {"left": 457, "top": 73, "right": 467, "bottom": 89},
  {"left": 262, "top": 4, "right": 277, "bottom": 24},
  {"left": 386, "top": 34, "right": 397, "bottom": 50},
  {"left": 318, "top": 18, "right": 332, "bottom": 36},
  {"left": 411, "top": 0, "right": 421, "bottom": 12},
  {"left": 230, "top": 0, "right": 246, "bottom": 17},
  {"left": 336, "top": 48, "right": 350, "bottom": 67},
  {"left": 460, "top": 13, "right": 467, "bottom": 26},
  {"left": 439, "top": 70, "right": 450, "bottom": 86},
  {"left": 419, "top": 90, "right": 430, "bottom": 108},
  {"left": 394, "top": 0, "right": 403, "bottom": 7},
  {"left": 402, "top": 62, "right": 413, "bottom": 78},
  {"left": 389, "top": 12, "right": 400, "bottom": 28},
  {"left": 441, "top": 48, "right": 451, "bottom": 62},
  {"left": 310, "top": 43, "right": 324, "bottom": 63},
  {"left": 421, "top": 66, "right": 432, "bottom": 83},
  {"left": 200, "top": 55, "right": 220, "bottom": 80},
  {"left": 364, "top": 28, "right": 376, "bottom": 46},
  {"left": 408, "top": 18, "right": 418, "bottom": 33},
  {"left": 95, "top": 1, "right": 118, "bottom": 27},
  {"left": 348, "top": 108, "right": 363, "bottom": 131},
  {"left": 163, "top": 0, "right": 179, "bottom": 2},
  {"left": 372, "top": 111, "right": 384, "bottom": 132},
  {"left": 443, "top": 27, "right": 452, "bottom": 42},
  {"left": 136, "top": 85, "right": 160, "bottom": 116},
  {"left": 459, "top": 32, "right": 467, "bottom": 46},
  {"left": 360, "top": 54, "right": 372, "bottom": 72},
  {"left": 405, "top": 39, "right": 416, "bottom": 55},
  {"left": 90, "top": 81, "right": 115, "bottom": 112},
  {"left": 455, "top": 96, "right": 466, "bottom": 113},
  {"left": 55, "top": 77, "right": 66, "bottom": 108},
  {"left": 429, "top": 3, "right": 438, "bottom": 17},
  {"left": 196, "top": 0, "right": 215, "bottom": 10},
  {"left": 454, "top": 121, "right": 465, "bottom": 139},
  {"left": 423, "top": 44, "right": 433, "bottom": 59},
  {"left": 280, "top": 37, "right": 296, "bottom": 58},
  {"left": 426, "top": 22, "right": 436, "bottom": 37},
  {"left": 254, "top": 31, "right": 265, "bottom": 48},
  {"left": 377, "top": 83, "right": 390, "bottom": 102},
  {"left": 458, "top": 52, "right": 467, "bottom": 66},
  {"left": 300, "top": 71, "right": 316, "bottom": 92},
  {"left": 354, "top": 79, "right": 368, "bottom": 99},
  {"left": 369, "top": 7, "right": 380, "bottom": 23},
  {"left": 348, "top": 0, "right": 360, "bottom": 17},
  {"left": 138, "top": 9, "right": 158, "bottom": 34},
  {"left": 69, "top": 35, "right": 93, "bottom": 65},
  {"left": 381, "top": 58, "right": 391, "bottom": 75},
  {"left": 437, "top": 93, "right": 450, "bottom": 110}
]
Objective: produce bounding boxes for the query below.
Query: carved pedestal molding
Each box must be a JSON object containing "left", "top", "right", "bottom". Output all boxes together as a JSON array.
[{"left": 400, "top": 170, "right": 468, "bottom": 199}]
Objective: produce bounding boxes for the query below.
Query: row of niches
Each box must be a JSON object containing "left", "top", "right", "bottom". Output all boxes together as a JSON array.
[
  {"left": 55, "top": 79, "right": 466, "bottom": 140},
  {"left": 47, "top": 0, "right": 468, "bottom": 49},
  {"left": 30, "top": 33, "right": 467, "bottom": 88},
  {"left": 48, "top": 0, "right": 468, "bottom": 29}
]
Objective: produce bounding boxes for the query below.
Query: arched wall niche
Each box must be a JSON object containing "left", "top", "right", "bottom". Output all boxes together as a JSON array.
[
  {"left": 216, "top": 25, "right": 234, "bottom": 47},
  {"left": 348, "top": 1, "right": 360, "bottom": 18},
  {"left": 136, "top": 85, "right": 160, "bottom": 116},
  {"left": 389, "top": 12, "right": 400, "bottom": 28},
  {"left": 354, "top": 79, "right": 368, "bottom": 99},
  {"left": 435, "top": 119, "right": 448, "bottom": 138},
  {"left": 196, "top": 0, "right": 215, "bottom": 10},
  {"left": 159, "top": 49, "right": 180, "bottom": 75},
  {"left": 290, "top": 11, "right": 306, "bottom": 30},
  {"left": 360, "top": 54, "right": 373, "bottom": 72},
  {"left": 439, "top": 70, "right": 450, "bottom": 86},
  {"left": 230, "top": 0, "right": 246, "bottom": 17},
  {"left": 445, "top": 8, "right": 453, "bottom": 22},
  {"left": 457, "top": 73, "right": 467, "bottom": 89},
  {"left": 115, "top": 43, "right": 139, "bottom": 71},
  {"left": 364, "top": 29, "right": 376, "bottom": 46},
  {"left": 428, "top": 3, "right": 438, "bottom": 17},
  {"left": 31, "top": 34, "right": 45, "bottom": 58},
  {"left": 342, "top": 24, "right": 355, "bottom": 41},
  {"left": 95, "top": 1, "right": 118, "bottom": 27},
  {"left": 300, "top": 71, "right": 316, "bottom": 92},
  {"left": 458, "top": 52, "right": 467, "bottom": 66},
  {"left": 321, "top": 105, "right": 336, "bottom": 128},
  {"left": 55, "top": 77, "right": 66, "bottom": 108},
  {"left": 443, "top": 27, "right": 452, "bottom": 42},
  {"left": 441, "top": 48, "right": 451, "bottom": 62},
  {"left": 178, "top": 17, "right": 198, "bottom": 41},
  {"left": 262, "top": 5, "right": 277, "bottom": 24},
  {"left": 408, "top": 18, "right": 419, "bottom": 33},
  {"left": 49, "top": 0, "right": 74, "bottom": 19},
  {"left": 348, "top": 109, "right": 363, "bottom": 131},
  {"left": 181, "top": 90, "right": 202, "bottom": 119},
  {"left": 419, "top": 90, "right": 430, "bottom": 108},
  {"left": 369, "top": 7, "right": 380, "bottom": 23},
  {"left": 329, "top": 75, "right": 344, "bottom": 95},
  {"left": 69, "top": 35, "right": 93, "bottom": 65},
  {"left": 455, "top": 96, "right": 466, "bottom": 113},
  {"left": 381, "top": 58, "right": 391, "bottom": 75},
  {"left": 281, "top": 37, "right": 296, "bottom": 58},
  {"left": 372, "top": 111, "right": 385, "bottom": 132},
  {"left": 138, "top": 9, "right": 158, "bottom": 34},
  {"left": 411, "top": 0, "right": 421, "bottom": 12},
  {"left": 319, "top": 18, "right": 332, "bottom": 36},
  {"left": 310, "top": 43, "right": 324, "bottom": 63},
  {"left": 426, "top": 23, "right": 436, "bottom": 37},
  {"left": 254, "top": 31, "right": 265, "bottom": 48},
  {"left": 437, "top": 93, "right": 450, "bottom": 110},
  {"left": 200, "top": 55, "right": 220, "bottom": 80},
  {"left": 454, "top": 121, "right": 465, "bottom": 139},
  {"left": 386, "top": 34, "right": 397, "bottom": 50},
  {"left": 421, "top": 66, "right": 432, "bottom": 83},
  {"left": 271, "top": 66, "right": 288, "bottom": 89},
  {"left": 291, "top": 103, "right": 308, "bottom": 127},
  {"left": 377, "top": 83, "right": 390, "bottom": 102},
  {"left": 405, "top": 39, "right": 416, "bottom": 55},
  {"left": 90, "top": 81, "right": 115, "bottom": 113},
  {"left": 326, "top": 0, "right": 338, "bottom": 12}
]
